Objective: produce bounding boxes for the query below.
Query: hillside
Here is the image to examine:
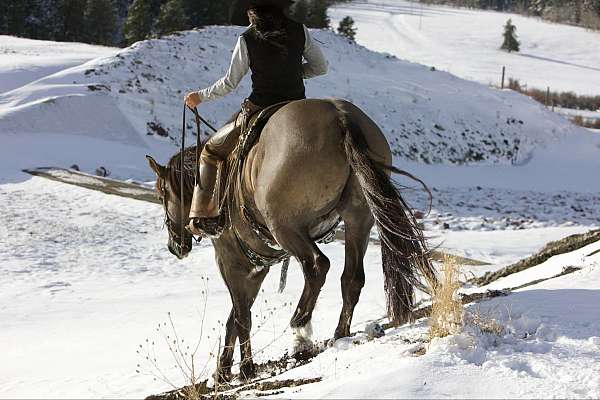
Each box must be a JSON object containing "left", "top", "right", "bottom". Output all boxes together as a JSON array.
[
  {"left": 0, "top": 35, "right": 117, "bottom": 93},
  {"left": 0, "top": 175, "right": 598, "bottom": 398},
  {"left": 329, "top": 0, "right": 600, "bottom": 95},
  {"left": 0, "top": 27, "right": 590, "bottom": 184}
]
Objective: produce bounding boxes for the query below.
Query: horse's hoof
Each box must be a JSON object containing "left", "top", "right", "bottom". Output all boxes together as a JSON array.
[
  {"left": 293, "top": 337, "right": 318, "bottom": 361},
  {"left": 293, "top": 346, "right": 317, "bottom": 361},
  {"left": 239, "top": 360, "right": 256, "bottom": 381},
  {"left": 213, "top": 367, "right": 232, "bottom": 384},
  {"left": 292, "top": 321, "right": 313, "bottom": 352},
  {"left": 333, "top": 328, "right": 350, "bottom": 342}
]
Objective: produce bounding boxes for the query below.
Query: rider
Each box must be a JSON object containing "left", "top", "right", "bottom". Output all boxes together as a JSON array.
[{"left": 184, "top": 0, "right": 328, "bottom": 234}]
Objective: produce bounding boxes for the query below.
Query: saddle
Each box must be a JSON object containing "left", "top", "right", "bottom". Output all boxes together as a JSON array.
[{"left": 203, "top": 101, "right": 291, "bottom": 237}]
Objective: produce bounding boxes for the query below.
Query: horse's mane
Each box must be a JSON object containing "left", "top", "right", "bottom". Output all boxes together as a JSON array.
[{"left": 165, "top": 145, "right": 199, "bottom": 200}]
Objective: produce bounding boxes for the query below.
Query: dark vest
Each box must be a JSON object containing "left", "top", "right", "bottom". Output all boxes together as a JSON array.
[{"left": 242, "top": 19, "right": 306, "bottom": 107}]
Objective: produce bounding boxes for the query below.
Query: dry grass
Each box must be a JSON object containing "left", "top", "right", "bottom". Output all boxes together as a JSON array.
[
  {"left": 571, "top": 115, "right": 600, "bottom": 130},
  {"left": 464, "top": 307, "right": 505, "bottom": 336},
  {"left": 428, "top": 255, "right": 463, "bottom": 339},
  {"left": 136, "top": 278, "right": 215, "bottom": 400}
]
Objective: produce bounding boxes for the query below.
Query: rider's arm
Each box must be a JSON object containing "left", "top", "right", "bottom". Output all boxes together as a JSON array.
[
  {"left": 196, "top": 36, "right": 250, "bottom": 101},
  {"left": 302, "top": 26, "right": 328, "bottom": 79}
]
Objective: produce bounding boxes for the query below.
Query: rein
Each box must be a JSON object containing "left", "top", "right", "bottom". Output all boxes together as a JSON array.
[{"left": 179, "top": 104, "right": 217, "bottom": 253}]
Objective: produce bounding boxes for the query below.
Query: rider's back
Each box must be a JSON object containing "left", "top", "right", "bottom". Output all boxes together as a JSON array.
[{"left": 242, "top": 18, "right": 306, "bottom": 107}]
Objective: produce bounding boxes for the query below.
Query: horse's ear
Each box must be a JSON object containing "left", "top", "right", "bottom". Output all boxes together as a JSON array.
[{"left": 146, "top": 155, "right": 166, "bottom": 178}]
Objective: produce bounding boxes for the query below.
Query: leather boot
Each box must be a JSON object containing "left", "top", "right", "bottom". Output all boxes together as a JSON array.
[
  {"left": 188, "top": 160, "right": 222, "bottom": 237},
  {"left": 189, "top": 160, "right": 219, "bottom": 219}
]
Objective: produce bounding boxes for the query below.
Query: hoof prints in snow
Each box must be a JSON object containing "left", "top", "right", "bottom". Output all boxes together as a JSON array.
[{"left": 410, "top": 186, "right": 600, "bottom": 231}]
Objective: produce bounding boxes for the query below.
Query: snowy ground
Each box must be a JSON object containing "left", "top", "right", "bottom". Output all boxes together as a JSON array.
[
  {"left": 1, "top": 177, "right": 597, "bottom": 398},
  {"left": 0, "top": 35, "right": 117, "bottom": 94},
  {"left": 0, "top": 22, "right": 599, "bottom": 399},
  {"left": 329, "top": 0, "right": 600, "bottom": 95}
]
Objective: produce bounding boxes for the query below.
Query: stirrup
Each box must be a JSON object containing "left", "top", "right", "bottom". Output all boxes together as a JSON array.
[{"left": 187, "top": 216, "right": 224, "bottom": 238}]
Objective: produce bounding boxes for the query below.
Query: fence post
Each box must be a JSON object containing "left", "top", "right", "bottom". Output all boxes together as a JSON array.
[
  {"left": 545, "top": 86, "right": 550, "bottom": 107},
  {"left": 501, "top": 66, "right": 506, "bottom": 89}
]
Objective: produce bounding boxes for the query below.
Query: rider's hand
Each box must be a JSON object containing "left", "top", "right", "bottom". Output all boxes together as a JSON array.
[{"left": 185, "top": 91, "right": 202, "bottom": 109}]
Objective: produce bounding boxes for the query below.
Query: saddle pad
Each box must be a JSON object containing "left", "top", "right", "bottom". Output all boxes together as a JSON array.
[{"left": 241, "top": 100, "right": 292, "bottom": 152}]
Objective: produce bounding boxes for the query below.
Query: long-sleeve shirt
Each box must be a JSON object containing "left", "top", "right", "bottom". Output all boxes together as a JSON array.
[{"left": 197, "top": 25, "right": 328, "bottom": 102}]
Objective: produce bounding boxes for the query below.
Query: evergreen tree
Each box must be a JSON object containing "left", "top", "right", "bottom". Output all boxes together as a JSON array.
[
  {"left": 501, "top": 18, "right": 520, "bottom": 52},
  {"left": 337, "top": 16, "right": 356, "bottom": 41},
  {"left": 113, "top": 0, "right": 134, "bottom": 44},
  {"left": 156, "top": 0, "right": 189, "bottom": 35},
  {"left": 123, "top": 0, "right": 153, "bottom": 45},
  {"left": 8, "top": 0, "right": 28, "bottom": 35},
  {"left": 84, "top": 0, "right": 117, "bottom": 45},
  {"left": 60, "top": 0, "right": 86, "bottom": 41},
  {"left": 290, "top": 0, "right": 309, "bottom": 23},
  {"left": 228, "top": 0, "right": 250, "bottom": 25},
  {"left": 305, "top": 0, "right": 330, "bottom": 28},
  {"left": 0, "top": 2, "right": 6, "bottom": 34}
]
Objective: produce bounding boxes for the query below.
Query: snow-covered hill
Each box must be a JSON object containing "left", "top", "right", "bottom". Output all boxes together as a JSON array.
[
  {"left": 0, "top": 27, "right": 592, "bottom": 185},
  {"left": 0, "top": 35, "right": 118, "bottom": 94},
  {"left": 329, "top": 0, "right": 600, "bottom": 95}
]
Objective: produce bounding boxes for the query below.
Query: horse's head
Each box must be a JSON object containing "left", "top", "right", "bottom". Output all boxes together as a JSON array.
[{"left": 146, "top": 155, "right": 193, "bottom": 259}]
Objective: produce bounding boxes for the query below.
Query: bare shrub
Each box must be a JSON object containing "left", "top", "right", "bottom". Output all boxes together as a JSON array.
[
  {"left": 570, "top": 116, "right": 600, "bottom": 129},
  {"left": 429, "top": 255, "right": 463, "bottom": 339},
  {"left": 136, "top": 278, "right": 214, "bottom": 400},
  {"left": 137, "top": 279, "right": 295, "bottom": 399},
  {"left": 464, "top": 306, "right": 505, "bottom": 336},
  {"left": 507, "top": 77, "right": 522, "bottom": 91},
  {"left": 504, "top": 77, "right": 600, "bottom": 111},
  {"left": 571, "top": 115, "right": 585, "bottom": 127}
]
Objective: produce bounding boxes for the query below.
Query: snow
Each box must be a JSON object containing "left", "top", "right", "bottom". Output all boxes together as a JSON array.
[
  {"left": 271, "top": 243, "right": 600, "bottom": 399},
  {"left": 1, "top": 17, "right": 599, "bottom": 399},
  {"left": 1, "top": 26, "right": 596, "bottom": 185},
  {"left": 0, "top": 35, "right": 117, "bottom": 94},
  {"left": 329, "top": 0, "right": 600, "bottom": 95},
  {"left": 1, "top": 177, "right": 598, "bottom": 398}
]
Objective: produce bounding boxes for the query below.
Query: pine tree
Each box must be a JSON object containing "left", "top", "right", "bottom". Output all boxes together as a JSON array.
[
  {"left": 306, "top": 0, "right": 330, "bottom": 28},
  {"left": 61, "top": 0, "right": 86, "bottom": 41},
  {"left": 84, "top": 0, "right": 116, "bottom": 45},
  {"left": 0, "top": 2, "right": 6, "bottom": 34},
  {"left": 156, "top": 0, "right": 188, "bottom": 35},
  {"left": 337, "top": 16, "right": 356, "bottom": 41},
  {"left": 123, "top": 0, "right": 153, "bottom": 45},
  {"left": 6, "top": 0, "right": 28, "bottom": 36},
  {"left": 290, "top": 0, "right": 309, "bottom": 23},
  {"left": 501, "top": 18, "right": 520, "bottom": 52}
]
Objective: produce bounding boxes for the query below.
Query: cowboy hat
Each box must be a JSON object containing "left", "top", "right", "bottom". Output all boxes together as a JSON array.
[{"left": 248, "top": 0, "right": 294, "bottom": 9}]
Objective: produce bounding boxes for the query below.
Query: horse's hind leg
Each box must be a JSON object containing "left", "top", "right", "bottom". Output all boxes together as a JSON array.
[
  {"left": 271, "top": 228, "right": 330, "bottom": 356},
  {"left": 334, "top": 177, "right": 374, "bottom": 340}
]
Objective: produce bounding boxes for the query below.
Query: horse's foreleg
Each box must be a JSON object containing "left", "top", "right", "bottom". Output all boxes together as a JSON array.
[
  {"left": 334, "top": 199, "right": 373, "bottom": 340},
  {"left": 234, "top": 300, "right": 255, "bottom": 380},
  {"left": 215, "top": 250, "right": 268, "bottom": 382},
  {"left": 231, "top": 269, "right": 268, "bottom": 381},
  {"left": 215, "top": 308, "right": 237, "bottom": 383}
]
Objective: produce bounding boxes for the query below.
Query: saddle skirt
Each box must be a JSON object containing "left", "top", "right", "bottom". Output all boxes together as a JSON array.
[
  {"left": 212, "top": 101, "right": 291, "bottom": 227},
  {"left": 208, "top": 99, "right": 341, "bottom": 292}
]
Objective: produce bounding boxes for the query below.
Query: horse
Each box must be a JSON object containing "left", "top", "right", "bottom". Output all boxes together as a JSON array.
[{"left": 146, "top": 98, "right": 436, "bottom": 382}]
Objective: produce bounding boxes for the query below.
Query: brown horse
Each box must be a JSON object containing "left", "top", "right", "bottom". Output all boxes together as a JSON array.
[{"left": 146, "top": 98, "right": 436, "bottom": 381}]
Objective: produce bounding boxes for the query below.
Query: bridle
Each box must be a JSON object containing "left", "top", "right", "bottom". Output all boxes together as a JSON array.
[
  {"left": 157, "top": 177, "right": 187, "bottom": 254},
  {"left": 160, "top": 104, "right": 219, "bottom": 257}
]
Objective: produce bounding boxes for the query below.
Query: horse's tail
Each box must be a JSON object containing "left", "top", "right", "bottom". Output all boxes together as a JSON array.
[{"left": 334, "top": 103, "right": 437, "bottom": 326}]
